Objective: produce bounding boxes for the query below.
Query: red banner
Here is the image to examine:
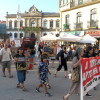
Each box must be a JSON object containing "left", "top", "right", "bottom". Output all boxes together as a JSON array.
[{"left": 81, "top": 56, "right": 100, "bottom": 96}]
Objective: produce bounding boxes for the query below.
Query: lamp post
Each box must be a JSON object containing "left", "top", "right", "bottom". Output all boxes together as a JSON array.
[{"left": 17, "top": 5, "right": 21, "bottom": 39}]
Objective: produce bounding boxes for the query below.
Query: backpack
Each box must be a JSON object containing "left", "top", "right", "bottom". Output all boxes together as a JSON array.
[{"left": 56, "top": 50, "right": 62, "bottom": 60}]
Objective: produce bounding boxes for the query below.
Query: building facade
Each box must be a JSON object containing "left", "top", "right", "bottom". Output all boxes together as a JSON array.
[
  {"left": 59, "top": 0, "right": 100, "bottom": 46},
  {"left": 0, "top": 21, "right": 9, "bottom": 39},
  {"left": 6, "top": 5, "right": 60, "bottom": 41}
]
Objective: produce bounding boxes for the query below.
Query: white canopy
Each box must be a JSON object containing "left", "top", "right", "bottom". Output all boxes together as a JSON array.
[
  {"left": 78, "top": 34, "right": 97, "bottom": 43},
  {"left": 59, "top": 34, "right": 81, "bottom": 42},
  {"left": 40, "top": 34, "right": 59, "bottom": 41}
]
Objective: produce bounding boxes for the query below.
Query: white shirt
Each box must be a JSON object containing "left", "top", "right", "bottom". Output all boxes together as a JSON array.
[
  {"left": 0, "top": 48, "right": 11, "bottom": 61},
  {"left": 57, "top": 47, "right": 62, "bottom": 54}
]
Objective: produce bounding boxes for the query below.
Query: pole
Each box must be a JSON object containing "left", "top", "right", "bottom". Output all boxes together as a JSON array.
[
  {"left": 17, "top": 4, "right": 20, "bottom": 39},
  {"left": 80, "top": 64, "right": 84, "bottom": 100}
]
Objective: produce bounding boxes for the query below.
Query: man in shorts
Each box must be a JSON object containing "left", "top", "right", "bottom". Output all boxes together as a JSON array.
[{"left": 0, "top": 43, "right": 13, "bottom": 78}]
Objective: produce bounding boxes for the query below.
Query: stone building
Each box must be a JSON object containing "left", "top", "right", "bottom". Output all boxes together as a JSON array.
[
  {"left": 6, "top": 5, "right": 60, "bottom": 41},
  {"left": 59, "top": 0, "right": 100, "bottom": 46}
]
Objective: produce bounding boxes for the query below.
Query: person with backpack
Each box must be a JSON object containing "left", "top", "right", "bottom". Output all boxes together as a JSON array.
[{"left": 54, "top": 45, "right": 68, "bottom": 78}]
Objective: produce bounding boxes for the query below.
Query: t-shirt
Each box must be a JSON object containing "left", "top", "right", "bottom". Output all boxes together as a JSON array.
[
  {"left": 0, "top": 48, "right": 11, "bottom": 62},
  {"left": 59, "top": 50, "right": 68, "bottom": 61},
  {"left": 38, "top": 62, "right": 48, "bottom": 75},
  {"left": 14, "top": 54, "right": 26, "bottom": 71}
]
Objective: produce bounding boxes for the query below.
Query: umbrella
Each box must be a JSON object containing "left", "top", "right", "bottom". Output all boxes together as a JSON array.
[
  {"left": 59, "top": 34, "right": 81, "bottom": 42},
  {"left": 79, "top": 34, "right": 97, "bottom": 43},
  {"left": 40, "top": 34, "right": 59, "bottom": 41}
]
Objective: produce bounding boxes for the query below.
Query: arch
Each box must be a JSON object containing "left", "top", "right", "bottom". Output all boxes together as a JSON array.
[{"left": 31, "top": 33, "right": 35, "bottom": 38}]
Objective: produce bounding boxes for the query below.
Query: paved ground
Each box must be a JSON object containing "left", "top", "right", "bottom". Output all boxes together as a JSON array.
[{"left": 0, "top": 60, "right": 100, "bottom": 100}]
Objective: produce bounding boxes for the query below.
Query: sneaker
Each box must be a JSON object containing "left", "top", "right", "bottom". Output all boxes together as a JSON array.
[
  {"left": 85, "top": 93, "right": 92, "bottom": 97},
  {"left": 36, "top": 88, "right": 41, "bottom": 93},
  {"left": 2, "top": 75, "right": 6, "bottom": 77},
  {"left": 45, "top": 93, "right": 52, "bottom": 97}
]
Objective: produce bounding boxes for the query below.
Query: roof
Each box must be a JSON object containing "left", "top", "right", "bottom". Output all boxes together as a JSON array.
[
  {"left": 6, "top": 12, "right": 60, "bottom": 18},
  {"left": 0, "top": 21, "right": 6, "bottom": 24}
]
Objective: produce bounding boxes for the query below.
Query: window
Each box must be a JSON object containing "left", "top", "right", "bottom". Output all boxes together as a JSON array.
[
  {"left": 14, "top": 33, "right": 18, "bottom": 38},
  {"left": 9, "top": 33, "right": 12, "bottom": 37},
  {"left": 31, "top": 20, "right": 36, "bottom": 27},
  {"left": 77, "top": 12, "right": 82, "bottom": 23},
  {"left": 20, "top": 21, "right": 23, "bottom": 28},
  {"left": 50, "top": 20, "right": 53, "bottom": 28},
  {"left": 20, "top": 33, "right": 23, "bottom": 38},
  {"left": 65, "top": 15, "right": 69, "bottom": 24},
  {"left": 14, "top": 21, "right": 17, "bottom": 28},
  {"left": 44, "top": 20, "right": 47, "bottom": 28},
  {"left": 9, "top": 21, "right": 12, "bottom": 29},
  {"left": 90, "top": 9, "right": 97, "bottom": 21},
  {"left": 78, "top": 0, "right": 83, "bottom": 5},
  {"left": 56, "top": 20, "right": 60, "bottom": 28}
]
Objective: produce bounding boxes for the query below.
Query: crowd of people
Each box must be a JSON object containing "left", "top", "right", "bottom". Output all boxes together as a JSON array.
[{"left": 0, "top": 39, "right": 100, "bottom": 99}]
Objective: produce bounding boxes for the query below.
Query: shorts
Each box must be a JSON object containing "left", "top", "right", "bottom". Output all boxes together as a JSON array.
[
  {"left": 2, "top": 61, "right": 11, "bottom": 68},
  {"left": 40, "top": 74, "right": 48, "bottom": 85}
]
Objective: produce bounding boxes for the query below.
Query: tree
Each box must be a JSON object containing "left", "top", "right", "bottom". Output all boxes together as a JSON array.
[{"left": 21, "top": 26, "right": 42, "bottom": 37}]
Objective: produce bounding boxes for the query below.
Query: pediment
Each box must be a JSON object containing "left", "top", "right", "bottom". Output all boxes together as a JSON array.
[{"left": 29, "top": 5, "right": 41, "bottom": 14}]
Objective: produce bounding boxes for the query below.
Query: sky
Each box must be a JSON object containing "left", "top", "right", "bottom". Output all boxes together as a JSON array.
[{"left": 0, "top": 0, "right": 59, "bottom": 20}]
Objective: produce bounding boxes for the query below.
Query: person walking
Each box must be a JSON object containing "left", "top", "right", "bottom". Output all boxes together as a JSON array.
[
  {"left": 36, "top": 54, "right": 52, "bottom": 97},
  {"left": 14, "top": 47, "right": 27, "bottom": 91},
  {"left": 55, "top": 45, "right": 68, "bottom": 78},
  {"left": 0, "top": 43, "right": 13, "bottom": 78},
  {"left": 63, "top": 47, "right": 84, "bottom": 100}
]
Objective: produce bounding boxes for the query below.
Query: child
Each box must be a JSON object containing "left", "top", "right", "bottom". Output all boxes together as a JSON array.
[
  {"left": 14, "top": 47, "right": 27, "bottom": 91},
  {"left": 36, "top": 54, "right": 52, "bottom": 97}
]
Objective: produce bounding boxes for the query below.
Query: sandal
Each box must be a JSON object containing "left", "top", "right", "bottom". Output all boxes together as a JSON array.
[
  {"left": 16, "top": 84, "right": 20, "bottom": 88},
  {"left": 22, "top": 87, "right": 28, "bottom": 91},
  {"left": 63, "top": 96, "right": 68, "bottom": 100}
]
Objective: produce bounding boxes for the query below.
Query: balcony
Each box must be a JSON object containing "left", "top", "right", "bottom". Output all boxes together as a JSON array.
[
  {"left": 87, "top": 20, "right": 98, "bottom": 29},
  {"left": 63, "top": 24, "right": 70, "bottom": 31},
  {"left": 70, "top": 0, "right": 98, "bottom": 8},
  {"left": 70, "top": 2, "right": 75, "bottom": 8},
  {"left": 74, "top": 22, "right": 83, "bottom": 30}
]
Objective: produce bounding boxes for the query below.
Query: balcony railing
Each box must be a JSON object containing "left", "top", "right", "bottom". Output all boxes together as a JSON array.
[
  {"left": 70, "top": 0, "right": 98, "bottom": 8},
  {"left": 74, "top": 22, "right": 83, "bottom": 30},
  {"left": 87, "top": 20, "right": 98, "bottom": 28},
  {"left": 63, "top": 24, "right": 70, "bottom": 31}
]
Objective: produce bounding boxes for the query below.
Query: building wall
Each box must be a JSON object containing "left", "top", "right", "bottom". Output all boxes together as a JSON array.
[
  {"left": 0, "top": 23, "right": 6, "bottom": 34},
  {"left": 42, "top": 17, "right": 60, "bottom": 29},
  {"left": 61, "top": 3, "right": 100, "bottom": 31}
]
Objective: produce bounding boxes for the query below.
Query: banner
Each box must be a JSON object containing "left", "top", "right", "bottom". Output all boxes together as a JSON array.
[{"left": 81, "top": 56, "right": 100, "bottom": 96}]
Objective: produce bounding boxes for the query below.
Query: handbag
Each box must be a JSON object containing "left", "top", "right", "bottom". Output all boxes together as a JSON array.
[
  {"left": 71, "top": 67, "right": 80, "bottom": 82},
  {"left": 26, "top": 63, "right": 34, "bottom": 70}
]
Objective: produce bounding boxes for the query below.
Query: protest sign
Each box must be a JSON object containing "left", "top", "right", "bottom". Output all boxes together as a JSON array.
[{"left": 81, "top": 56, "right": 100, "bottom": 98}]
